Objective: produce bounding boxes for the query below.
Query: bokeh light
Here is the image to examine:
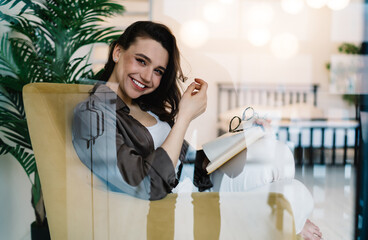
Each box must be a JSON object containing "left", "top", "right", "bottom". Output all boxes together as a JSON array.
[
  {"left": 281, "top": 0, "right": 305, "bottom": 14},
  {"left": 306, "top": 0, "right": 327, "bottom": 9},
  {"left": 219, "top": 0, "right": 235, "bottom": 4},
  {"left": 180, "top": 20, "right": 209, "bottom": 48},
  {"left": 248, "top": 28, "right": 271, "bottom": 46},
  {"left": 327, "top": 0, "right": 350, "bottom": 11},
  {"left": 270, "top": 33, "right": 299, "bottom": 59},
  {"left": 246, "top": 3, "right": 274, "bottom": 26},
  {"left": 203, "top": 2, "right": 224, "bottom": 23}
]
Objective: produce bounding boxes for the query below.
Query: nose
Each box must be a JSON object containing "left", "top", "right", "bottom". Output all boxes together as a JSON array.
[{"left": 140, "top": 67, "right": 153, "bottom": 83}]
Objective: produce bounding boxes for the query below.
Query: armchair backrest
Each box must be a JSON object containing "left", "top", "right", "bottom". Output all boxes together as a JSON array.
[{"left": 23, "top": 83, "right": 156, "bottom": 239}]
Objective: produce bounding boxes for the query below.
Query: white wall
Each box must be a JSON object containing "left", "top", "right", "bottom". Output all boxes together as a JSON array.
[{"left": 0, "top": 154, "right": 34, "bottom": 240}]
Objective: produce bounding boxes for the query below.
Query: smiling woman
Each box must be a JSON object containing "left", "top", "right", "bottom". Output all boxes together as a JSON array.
[
  {"left": 71, "top": 21, "right": 322, "bottom": 240},
  {"left": 97, "top": 22, "right": 185, "bottom": 125},
  {"left": 108, "top": 38, "right": 168, "bottom": 102},
  {"left": 73, "top": 21, "right": 205, "bottom": 200}
]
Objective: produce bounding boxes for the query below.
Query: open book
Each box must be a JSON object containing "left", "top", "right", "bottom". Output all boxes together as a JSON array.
[{"left": 203, "top": 126, "right": 265, "bottom": 174}]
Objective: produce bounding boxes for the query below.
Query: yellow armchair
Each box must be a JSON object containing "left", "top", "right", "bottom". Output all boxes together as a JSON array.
[{"left": 23, "top": 82, "right": 296, "bottom": 240}]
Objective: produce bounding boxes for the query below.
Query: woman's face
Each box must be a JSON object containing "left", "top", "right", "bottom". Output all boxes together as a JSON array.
[{"left": 110, "top": 37, "right": 169, "bottom": 103}]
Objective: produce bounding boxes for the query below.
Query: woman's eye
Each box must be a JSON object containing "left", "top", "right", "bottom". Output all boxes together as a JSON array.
[
  {"left": 155, "top": 69, "right": 164, "bottom": 76},
  {"left": 136, "top": 58, "right": 146, "bottom": 65}
]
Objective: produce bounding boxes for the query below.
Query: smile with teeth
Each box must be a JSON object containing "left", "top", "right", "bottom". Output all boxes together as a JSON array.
[{"left": 131, "top": 78, "right": 146, "bottom": 89}]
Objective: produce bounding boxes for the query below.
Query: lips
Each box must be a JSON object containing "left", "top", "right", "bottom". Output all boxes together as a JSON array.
[{"left": 130, "top": 77, "right": 146, "bottom": 91}]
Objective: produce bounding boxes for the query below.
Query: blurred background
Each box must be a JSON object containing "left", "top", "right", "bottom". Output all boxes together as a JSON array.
[{"left": 1, "top": 0, "right": 367, "bottom": 239}]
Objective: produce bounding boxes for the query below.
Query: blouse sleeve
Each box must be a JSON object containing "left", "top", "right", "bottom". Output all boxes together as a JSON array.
[
  {"left": 179, "top": 140, "right": 197, "bottom": 163},
  {"left": 115, "top": 137, "right": 178, "bottom": 200},
  {"left": 72, "top": 97, "right": 178, "bottom": 200},
  {"left": 179, "top": 140, "right": 213, "bottom": 192}
]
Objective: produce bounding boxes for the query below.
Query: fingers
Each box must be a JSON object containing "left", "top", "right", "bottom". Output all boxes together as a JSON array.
[
  {"left": 184, "top": 78, "right": 208, "bottom": 96},
  {"left": 314, "top": 229, "right": 323, "bottom": 238},
  {"left": 307, "top": 220, "right": 322, "bottom": 236},
  {"left": 191, "top": 82, "right": 201, "bottom": 95},
  {"left": 313, "top": 234, "right": 323, "bottom": 240},
  {"left": 308, "top": 221, "right": 322, "bottom": 239},
  {"left": 254, "top": 118, "right": 272, "bottom": 130},
  {"left": 304, "top": 231, "right": 323, "bottom": 240},
  {"left": 184, "top": 82, "right": 197, "bottom": 95},
  {"left": 300, "top": 219, "right": 323, "bottom": 240},
  {"left": 194, "top": 78, "right": 208, "bottom": 91},
  {"left": 178, "top": 78, "right": 208, "bottom": 122}
]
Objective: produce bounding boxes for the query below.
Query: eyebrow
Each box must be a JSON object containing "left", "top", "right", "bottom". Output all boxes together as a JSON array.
[{"left": 135, "top": 53, "right": 166, "bottom": 72}]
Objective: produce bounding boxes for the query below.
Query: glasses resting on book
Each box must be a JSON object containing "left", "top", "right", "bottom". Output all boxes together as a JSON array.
[{"left": 229, "top": 107, "right": 266, "bottom": 133}]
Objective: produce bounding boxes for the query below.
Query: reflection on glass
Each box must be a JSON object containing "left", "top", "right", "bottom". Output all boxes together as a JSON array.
[
  {"left": 203, "top": 2, "right": 224, "bottom": 23},
  {"left": 180, "top": 20, "right": 209, "bottom": 48},
  {"left": 270, "top": 33, "right": 299, "bottom": 59},
  {"left": 327, "top": 0, "right": 350, "bottom": 11},
  {"left": 147, "top": 194, "right": 177, "bottom": 240},
  {"left": 247, "top": 28, "right": 271, "bottom": 46},
  {"left": 329, "top": 55, "right": 368, "bottom": 95},
  {"left": 306, "top": 0, "right": 327, "bottom": 9},
  {"left": 219, "top": 0, "right": 235, "bottom": 4},
  {"left": 246, "top": 3, "right": 274, "bottom": 26},
  {"left": 281, "top": 0, "right": 305, "bottom": 14},
  {"left": 192, "top": 193, "right": 221, "bottom": 240}
]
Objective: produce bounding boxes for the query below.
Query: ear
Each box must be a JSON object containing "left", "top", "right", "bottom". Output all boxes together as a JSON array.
[{"left": 112, "top": 45, "right": 122, "bottom": 62}]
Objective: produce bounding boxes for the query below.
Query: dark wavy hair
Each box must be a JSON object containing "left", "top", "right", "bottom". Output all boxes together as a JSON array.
[{"left": 99, "top": 21, "right": 185, "bottom": 125}]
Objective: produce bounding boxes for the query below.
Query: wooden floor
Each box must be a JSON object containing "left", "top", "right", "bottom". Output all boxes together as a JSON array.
[{"left": 295, "top": 164, "right": 356, "bottom": 240}]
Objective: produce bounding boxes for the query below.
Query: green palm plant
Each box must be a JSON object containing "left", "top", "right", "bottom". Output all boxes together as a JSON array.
[{"left": 0, "top": 0, "right": 125, "bottom": 231}]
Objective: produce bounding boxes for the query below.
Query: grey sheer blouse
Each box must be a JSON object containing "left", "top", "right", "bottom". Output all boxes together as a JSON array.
[{"left": 72, "top": 84, "right": 193, "bottom": 200}]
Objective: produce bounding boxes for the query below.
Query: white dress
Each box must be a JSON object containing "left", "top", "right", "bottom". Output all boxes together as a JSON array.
[{"left": 146, "top": 111, "right": 313, "bottom": 233}]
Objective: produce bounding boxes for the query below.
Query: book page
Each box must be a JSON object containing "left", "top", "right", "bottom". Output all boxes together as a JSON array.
[{"left": 203, "top": 127, "right": 265, "bottom": 174}]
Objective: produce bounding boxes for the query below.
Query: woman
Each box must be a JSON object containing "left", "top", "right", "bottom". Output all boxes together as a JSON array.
[{"left": 72, "top": 21, "right": 322, "bottom": 239}]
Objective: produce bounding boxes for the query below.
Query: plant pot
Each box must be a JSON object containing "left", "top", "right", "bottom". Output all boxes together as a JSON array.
[{"left": 31, "top": 220, "right": 50, "bottom": 240}]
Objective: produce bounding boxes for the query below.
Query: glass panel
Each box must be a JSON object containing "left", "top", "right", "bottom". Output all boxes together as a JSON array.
[{"left": 6, "top": 0, "right": 366, "bottom": 239}]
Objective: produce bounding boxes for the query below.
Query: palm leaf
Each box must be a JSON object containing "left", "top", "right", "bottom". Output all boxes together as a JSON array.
[
  {"left": 0, "top": 34, "right": 19, "bottom": 80},
  {"left": 65, "top": 56, "right": 87, "bottom": 82},
  {"left": 0, "top": 0, "right": 126, "bottom": 224},
  {"left": 0, "top": 0, "right": 33, "bottom": 14},
  {"left": 1, "top": 128, "right": 31, "bottom": 148},
  {"left": 0, "top": 138, "right": 36, "bottom": 182},
  {"left": 0, "top": 34, "right": 48, "bottom": 90},
  {"left": 0, "top": 85, "right": 31, "bottom": 149},
  {"left": 0, "top": 86, "right": 24, "bottom": 114}
]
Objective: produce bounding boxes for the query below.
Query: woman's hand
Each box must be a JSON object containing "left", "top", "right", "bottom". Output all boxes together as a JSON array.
[
  {"left": 161, "top": 78, "right": 207, "bottom": 167},
  {"left": 254, "top": 117, "right": 275, "bottom": 137},
  {"left": 177, "top": 78, "right": 208, "bottom": 123},
  {"left": 254, "top": 117, "right": 272, "bottom": 129}
]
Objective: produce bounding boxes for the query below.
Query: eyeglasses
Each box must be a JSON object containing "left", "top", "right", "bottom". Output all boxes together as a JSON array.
[{"left": 229, "top": 107, "right": 258, "bottom": 133}]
